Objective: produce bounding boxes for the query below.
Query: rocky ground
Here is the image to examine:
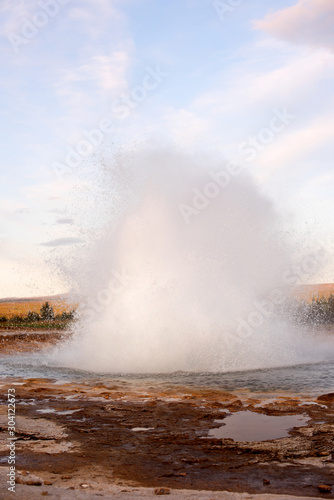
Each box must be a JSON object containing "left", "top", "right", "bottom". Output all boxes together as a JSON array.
[{"left": 0, "top": 333, "right": 333, "bottom": 499}]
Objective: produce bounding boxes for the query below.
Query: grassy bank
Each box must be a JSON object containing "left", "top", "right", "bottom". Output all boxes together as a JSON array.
[{"left": 0, "top": 319, "right": 73, "bottom": 331}]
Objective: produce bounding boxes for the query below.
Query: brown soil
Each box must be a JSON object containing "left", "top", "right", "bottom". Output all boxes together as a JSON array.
[{"left": 0, "top": 330, "right": 70, "bottom": 353}]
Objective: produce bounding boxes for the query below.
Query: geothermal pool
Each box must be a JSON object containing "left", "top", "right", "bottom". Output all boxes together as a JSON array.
[{"left": 1, "top": 343, "right": 334, "bottom": 394}]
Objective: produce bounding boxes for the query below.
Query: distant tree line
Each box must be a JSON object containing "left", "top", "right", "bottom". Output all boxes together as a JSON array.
[
  {"left": 1, "top": 296, "right": 333, "bottom": 326},
  {"left": 0, "top": 302, "right": 76, "bottom": 324},
  {"left": 284, "top": 294, "right": 334, "bottom": 325}
]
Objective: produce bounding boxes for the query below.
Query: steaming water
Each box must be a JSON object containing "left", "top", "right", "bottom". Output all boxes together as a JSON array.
[
  {"left": 1, "top": 349, "right": 334, "bottom": 394},
  {"left": 47, "top": 148, "right": 334, "bottom": 375}
]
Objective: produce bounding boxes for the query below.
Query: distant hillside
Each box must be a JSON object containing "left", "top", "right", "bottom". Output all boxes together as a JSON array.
[
  {"left": 0, "top": 295, "right": 76, "bottom": 319},
  {"left": 0, "top": 294, "right": 68, "bottom": 303},
  {"left": 294, "top": 283, "right": 334, "bottom": 303}
]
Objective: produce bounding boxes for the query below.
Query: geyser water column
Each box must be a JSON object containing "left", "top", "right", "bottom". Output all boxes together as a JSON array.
[{"left": 52, "top": 148, "right": 308, "bottom": 373}]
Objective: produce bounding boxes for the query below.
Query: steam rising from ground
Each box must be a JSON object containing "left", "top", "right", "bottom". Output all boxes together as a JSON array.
[{"left": 52, "top": 149, "right": 334, "bottom": 373}]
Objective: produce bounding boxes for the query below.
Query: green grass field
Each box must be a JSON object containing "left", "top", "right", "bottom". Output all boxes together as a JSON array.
[{"left": 0, "top": 297, "right": 76, "bottom": 331}]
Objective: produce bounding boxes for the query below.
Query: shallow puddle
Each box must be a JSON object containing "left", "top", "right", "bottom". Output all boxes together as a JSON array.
[
  {"left": 36, "top": 408, "right": 82, "bottom": 415},
  {"left": 131, "top": 427, "right": 154, "bottom": 432},
  {"left": 209, "top": 410, "right": 309, "bottom": 442}
]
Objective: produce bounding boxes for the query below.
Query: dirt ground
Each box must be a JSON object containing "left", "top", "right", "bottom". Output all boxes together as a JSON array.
[{"left": 0, "top": 333, "right": 333, "bottom": 499}]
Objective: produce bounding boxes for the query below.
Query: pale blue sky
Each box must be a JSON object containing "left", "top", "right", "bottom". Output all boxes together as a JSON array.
[{"left": 0, "top": 0, "right": 334, "bottom": 297}]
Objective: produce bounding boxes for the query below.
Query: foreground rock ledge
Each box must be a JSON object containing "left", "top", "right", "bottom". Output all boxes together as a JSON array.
[{"left": 0, "top": 378, "right": 333, "bottom": 499}]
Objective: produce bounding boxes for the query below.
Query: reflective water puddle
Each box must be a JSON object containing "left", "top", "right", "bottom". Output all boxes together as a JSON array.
[
  {"left": 131, "top": 427, "right": 154, "bottom": 432},
  {"left": 209, "top": 411, "right": 309, "bottom": 442}
]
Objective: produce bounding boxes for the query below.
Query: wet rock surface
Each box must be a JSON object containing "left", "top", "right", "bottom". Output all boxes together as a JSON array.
[{"left": 0, "top": 378, "right": 333, "bottom": 498}]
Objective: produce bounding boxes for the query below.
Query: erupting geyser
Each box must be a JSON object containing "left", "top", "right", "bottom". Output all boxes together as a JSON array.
[{"left": 51, "top": 148, "right": 331, "bottom": 373}]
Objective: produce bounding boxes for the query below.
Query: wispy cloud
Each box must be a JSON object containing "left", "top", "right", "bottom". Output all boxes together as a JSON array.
[
  {"left": 254, "top": 0, "right": 334, "bottom": 51},
  {"left": 56, "top": 218, "right": 74, "bottom": 225},
  {"left": 256, "top": 113, "right": 334, "bottom": 178},
  {"left": 192, "top": 46, "right": 334, "bottom": 120},
  {"left": 41, "top": 237, "right": 84, "bottom": 247},
  {"left": 68, "top": 0, "right": 126, "bottom": 40},
  {"left": 0, "top": 0, "right": 40, "bottom": 36},
  {"left": 52, "top": 39, "right": 134, "bottom": 144},
  {"left": 55, "top": 46, "right": 132, "bottom": 95}
]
